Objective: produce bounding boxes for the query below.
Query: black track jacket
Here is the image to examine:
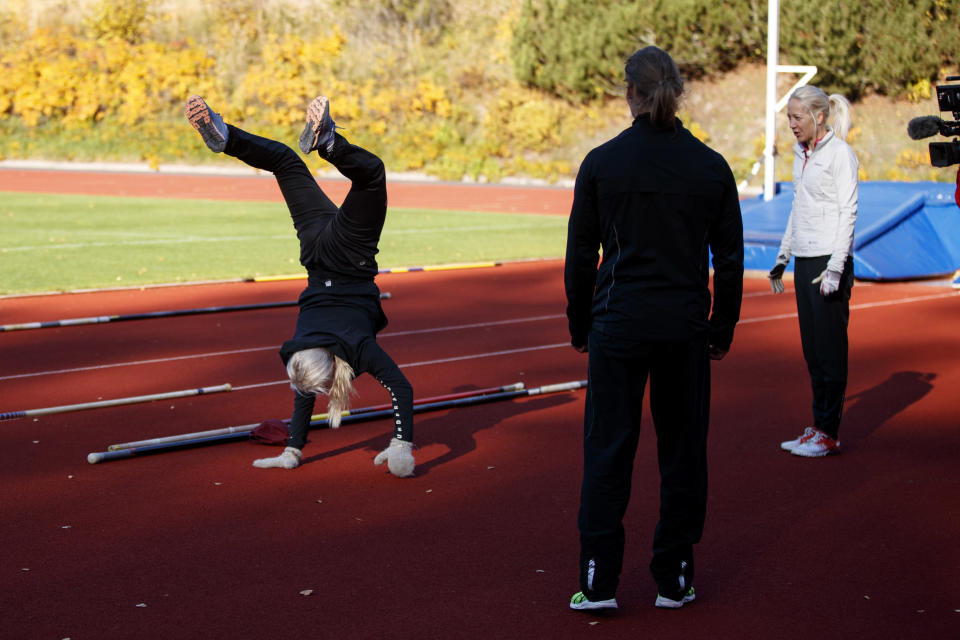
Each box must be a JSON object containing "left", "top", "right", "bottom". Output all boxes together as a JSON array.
[{"left": 565, "top": 114, "right": 744, "bottom": 351}]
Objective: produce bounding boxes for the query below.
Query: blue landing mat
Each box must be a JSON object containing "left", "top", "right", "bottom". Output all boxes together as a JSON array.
[{"left": 740, "top": 181, "right": 960, "bottom": 280}]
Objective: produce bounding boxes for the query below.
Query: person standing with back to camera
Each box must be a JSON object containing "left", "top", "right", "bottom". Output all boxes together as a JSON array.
[
  {"left": 565, "top": 46, "right": 743, "bottom": 612},
  {"left": 769, "top": 85, "right": 857, "bottom": 458}
]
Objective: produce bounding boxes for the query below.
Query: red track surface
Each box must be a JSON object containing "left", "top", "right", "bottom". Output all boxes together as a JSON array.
[
  {"left": 1, "top": 169, "right": 958, "bottom": 639},
  {"left": 0, "top": 168, "right": 573, "bottom": 214}
]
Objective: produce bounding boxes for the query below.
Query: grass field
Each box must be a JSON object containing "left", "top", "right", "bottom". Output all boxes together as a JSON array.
[{"left": 0, "top": 192, "right": 567, "bottom": 295}]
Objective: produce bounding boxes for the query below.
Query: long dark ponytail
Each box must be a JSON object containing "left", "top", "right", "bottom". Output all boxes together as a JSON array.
[{"left": 625, "top": 46, "right": 684, "bottom": 131}]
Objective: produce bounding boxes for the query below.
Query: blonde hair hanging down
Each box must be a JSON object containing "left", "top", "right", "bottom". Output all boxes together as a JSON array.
[
  {"left": 790, "top": 85, "right": 853, "bottom": 142},
  {"left": 286, "top": 348, "right": 356, "bottom": 428}
]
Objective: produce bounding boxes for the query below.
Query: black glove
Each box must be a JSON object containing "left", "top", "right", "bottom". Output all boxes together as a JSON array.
[{"left": 768, "top": 259, "right": 787, "bottom": 294}]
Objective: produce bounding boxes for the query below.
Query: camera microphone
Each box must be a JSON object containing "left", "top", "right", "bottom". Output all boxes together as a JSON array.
[{"left": 907, "top": 115, "right": 945, "bottom": 140}]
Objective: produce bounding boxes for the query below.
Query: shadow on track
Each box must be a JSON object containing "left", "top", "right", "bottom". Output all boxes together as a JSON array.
[
  {"left": 840, "top": 370, "right": 936, "bottom": 449},
  {"left": 299, "top": 394, "right": 577, "bottom": 475}
]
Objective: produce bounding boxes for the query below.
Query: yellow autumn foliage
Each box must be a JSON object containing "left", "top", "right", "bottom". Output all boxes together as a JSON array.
[
  {"left": 0, "top": 19, "right": 589, "bottom": 180},
  {"left": 2, "top": 0, "right": 947, "bottom": 184}
]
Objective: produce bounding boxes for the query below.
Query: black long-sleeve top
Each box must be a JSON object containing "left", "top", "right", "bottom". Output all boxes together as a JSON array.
[
  {"left": 564, "top": 114, "right": 744, "bottom": 351},
  {"left": 278, "top": 279, "right": 411, "bottom": 443},
  {"left": 279, "top": 276, "right": 413, "bottom": 446}
]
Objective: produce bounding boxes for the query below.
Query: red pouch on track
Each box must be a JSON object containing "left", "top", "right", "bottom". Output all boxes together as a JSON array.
[{"left": 249, "top": 419, "right": 289, "bottom": 445}]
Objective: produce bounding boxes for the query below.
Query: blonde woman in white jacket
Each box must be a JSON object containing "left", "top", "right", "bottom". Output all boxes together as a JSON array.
[{"left": 769, "top": 85, "right": 857, "bottom": 458}]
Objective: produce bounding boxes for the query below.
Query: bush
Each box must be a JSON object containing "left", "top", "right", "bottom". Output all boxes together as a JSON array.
[
  {"left": 0, "top": 29, "right": 218, "bottom": 127},
  {"left": 777, "top": 1, "right": 868, "bottom": 98},
  {"left": 509, "top": 0, "right": 769, "bottom": 99},
  {"left": 778, "top": 0, "right": 958, "bottom": 99},
  {"left": 83, "top": 0, "right": 151, "bottom": 43},
  {"left": 647, "top": 0, "right": 766, "bottom": 79},
  {"left": 511, "top": 0, "right": 959, "bottom": 100},
  {"left": 3, "top": 0, "right": 956, "bottom": 183},
  {"left": 859, "top": 0, "right": 959, "bottom": 97},
  {"left": 511, "top": 0, "right": 648, "bottom": 101}
]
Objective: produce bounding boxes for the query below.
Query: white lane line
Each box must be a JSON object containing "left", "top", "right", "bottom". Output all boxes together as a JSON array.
[
  {"left": 739, "top": 290, "right": 958, "bottom": 324},
  {"left": 2, "top": 291, "right": 954, "bottom": 382},
  {"left": 739, "top": 312, "right": 803, "bottom": 324},
  {"left": 231, "top": 343, "right": 573, "bottom": 392},
  {"left": 388, "top": 222, "right": 565, "bottom": 235},
  {"left": 3, "top": 222, "right": 563, "bottom": 252},
  {"left": 381, "top": 314, "right": 563, "bottom": 337},
  {"left": 848, "top": 290, "right": 958, "bottom": 310},
  {"left": 0, "top": 346, "right": 276, "bottom": 381},
  {"left": 0, "top": 315, "right": 567, "bottom": 381},
  {"left": 3, "top": 236, "right": 293, "bottom": 252}
]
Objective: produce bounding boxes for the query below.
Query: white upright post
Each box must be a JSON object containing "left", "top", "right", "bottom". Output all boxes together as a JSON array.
[{"left": 764, "top": 0, "right": 779, "bottom": 201}]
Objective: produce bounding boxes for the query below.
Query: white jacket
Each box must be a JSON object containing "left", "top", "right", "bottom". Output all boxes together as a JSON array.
[{"left": 777, "top": 130, "right": 859, "bottom": 274}]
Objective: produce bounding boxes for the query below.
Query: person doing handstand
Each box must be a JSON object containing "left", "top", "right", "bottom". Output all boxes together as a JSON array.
[{"left": 185, "top": 93, "right": 415, "bottom": 477}]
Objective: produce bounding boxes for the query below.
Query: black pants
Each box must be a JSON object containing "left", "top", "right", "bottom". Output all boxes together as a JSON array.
[
  {"left": 578, "top": 330, "right": 710, "bottom": 601},
  {"left": 224, "top": 125, "right": 387, "bottom": 277},
  {"left": 793, "top": 256, "right": 853, "bottom": 440}
]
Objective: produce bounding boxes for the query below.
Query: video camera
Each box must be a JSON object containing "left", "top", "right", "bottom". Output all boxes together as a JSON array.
[{"left": 907, "top": 76, "right": 960, "bottom": 167}]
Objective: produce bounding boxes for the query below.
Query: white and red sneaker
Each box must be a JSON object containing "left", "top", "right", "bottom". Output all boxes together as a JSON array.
[
  {"left": 780, "top": 426, "right": 817, "bottom": 452},
  {"left": 791, "top": 429, "right": 840, "bottom": 457}
]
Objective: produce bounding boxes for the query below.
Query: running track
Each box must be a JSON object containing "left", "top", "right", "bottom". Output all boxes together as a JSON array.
[{"left": 1, "top": 169, "right": 958, "bottom": 639}]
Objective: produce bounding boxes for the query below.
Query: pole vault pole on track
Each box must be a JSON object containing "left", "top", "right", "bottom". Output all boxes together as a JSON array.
[
  {"left": 106, "top": 382, "right": 527, "bottom": 450},
  {"left": 0, "top": 294, "right": 389, "bottom": 332},
  {"left": 86, "top": 380, "right": 586, "bottom": 464},
  {"left": 0, "top": 384, "right": 232, "bottom": 421}
]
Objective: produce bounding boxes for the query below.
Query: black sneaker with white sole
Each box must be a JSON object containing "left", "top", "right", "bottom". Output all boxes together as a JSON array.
[
  {"left": 654, "top": 559, "right": 696, "bottom": 608},
  {"left": 298, "top": 95, "right": 336, "bottom": 155},
  {"left": 655, "top": 586, "right": 695, "bottom": 609},
  {"left": 570, "top": 591, "right": 618, "bottom": 611},
  {"left": 184, "top": 95, "right": 228, "bottom": 153}
]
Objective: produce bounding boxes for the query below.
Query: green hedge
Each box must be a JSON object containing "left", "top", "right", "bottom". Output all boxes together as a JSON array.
[{"left": 511, "top": 0, "right": 959, "bottom": 100}]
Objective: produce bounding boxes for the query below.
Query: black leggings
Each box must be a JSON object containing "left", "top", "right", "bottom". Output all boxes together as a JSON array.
[
  {"left": 794, "top": 255, "right": 853, "bottom": 439},
  {"left": 224, "top": 125, "right": 386, "bottom": 277}
]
